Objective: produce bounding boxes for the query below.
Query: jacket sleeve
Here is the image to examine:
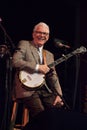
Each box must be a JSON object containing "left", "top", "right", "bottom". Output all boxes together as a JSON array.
[
  {"left": 46, "top": 50, "right": 63, "bottom": 96},
  {"left": 12, "top": 40, "right": 37, "bottom": 73}
]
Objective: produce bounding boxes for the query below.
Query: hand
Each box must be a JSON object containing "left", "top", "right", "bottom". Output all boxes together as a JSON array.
[
  {"left": 53, "top": 95, "right": 64, "bottom": 106},
  {"left": 38, "top": 64, "right": 50, "bottom": 74}
]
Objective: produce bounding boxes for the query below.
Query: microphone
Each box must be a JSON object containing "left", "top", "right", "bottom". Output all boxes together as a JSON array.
[{"left": 54, "top": 38, "right": 71, "bottom": 49}]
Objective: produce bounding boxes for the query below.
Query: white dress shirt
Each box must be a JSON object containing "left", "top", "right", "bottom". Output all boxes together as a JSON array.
[{"left": 35, "top": 46, "right": 43, "bottom": 71}]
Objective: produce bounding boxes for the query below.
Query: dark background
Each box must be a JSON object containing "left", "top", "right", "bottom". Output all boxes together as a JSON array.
[
  {"left": 80, "top": 2, "right": 87, "bottom": 113},
  {"left": 0, "top": 0, "right": 87, "bottom": 130}
]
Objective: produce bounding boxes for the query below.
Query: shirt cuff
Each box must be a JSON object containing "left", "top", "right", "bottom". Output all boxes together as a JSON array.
[{"left": 35, "top": 64, "right": 39, "bottom": 72}]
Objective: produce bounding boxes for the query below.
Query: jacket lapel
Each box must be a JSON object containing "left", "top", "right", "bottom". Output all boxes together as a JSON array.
[{"left": 30, "top": 44, "right": 40, "bottom": 64}]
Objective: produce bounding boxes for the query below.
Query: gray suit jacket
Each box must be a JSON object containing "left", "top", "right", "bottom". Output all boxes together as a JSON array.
[{"left": 12, "top": 40, "right": 62, "bottom": 99}]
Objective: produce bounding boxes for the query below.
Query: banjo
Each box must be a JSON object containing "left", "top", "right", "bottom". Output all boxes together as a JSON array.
[{"left": 19, "top": 46, "right": 87, "bottom": 90}]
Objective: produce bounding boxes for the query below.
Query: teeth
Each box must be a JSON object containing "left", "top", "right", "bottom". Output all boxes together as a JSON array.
[{"left": 38, "top": 37, "right": 45, "bottom": 40}]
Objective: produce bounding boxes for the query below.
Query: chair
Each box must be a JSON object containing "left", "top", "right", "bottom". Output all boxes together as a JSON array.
[{"left": 10, "top": 99, "right": 29, "bottom": 130}]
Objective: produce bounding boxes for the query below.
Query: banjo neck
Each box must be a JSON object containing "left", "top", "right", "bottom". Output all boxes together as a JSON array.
[{"left": 48, "top": 46, "right": 87, "bottom": 68}]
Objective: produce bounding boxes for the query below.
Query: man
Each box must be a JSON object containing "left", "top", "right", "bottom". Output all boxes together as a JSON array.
[{"left": 12, "top": 22, "right": 63, "bottom": 120}]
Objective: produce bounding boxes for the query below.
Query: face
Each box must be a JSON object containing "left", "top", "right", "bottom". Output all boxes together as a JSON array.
[{"left": 32, "top": 25, "right": 49, "bottom": 47}]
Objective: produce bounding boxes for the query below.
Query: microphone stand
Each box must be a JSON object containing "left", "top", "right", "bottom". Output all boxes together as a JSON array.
[
  {"left": 72, "top": 54, "right": 80, "bottom": 111},
  {"left": 0, "top": 19, "right": 15, "bottom": 130},
  {"left": 0, "top": 20, "right": 15, "bottom": 50},
  {"left": 60, "top": 47, "right": 70, "bottom": 110}
]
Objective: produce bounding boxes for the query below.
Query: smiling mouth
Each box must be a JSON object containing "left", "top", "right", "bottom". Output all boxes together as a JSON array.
[{"left": 38, "top": 37, "right": 46, "bottom": 41}]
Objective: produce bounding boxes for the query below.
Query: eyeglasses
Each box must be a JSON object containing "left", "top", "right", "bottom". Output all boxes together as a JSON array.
[{"left": 34, "top": 31, "right": 49, "bottom": 36}]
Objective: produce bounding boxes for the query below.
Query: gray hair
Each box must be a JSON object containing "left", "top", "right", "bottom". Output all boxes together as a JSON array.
[{"left": 33, "top": 22, "right": 50, "bottom": 33}]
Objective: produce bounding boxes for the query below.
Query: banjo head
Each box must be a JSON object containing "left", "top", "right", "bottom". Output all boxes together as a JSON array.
[{"left": 19, "top": 70, "right": 45, "bottom": 90}]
